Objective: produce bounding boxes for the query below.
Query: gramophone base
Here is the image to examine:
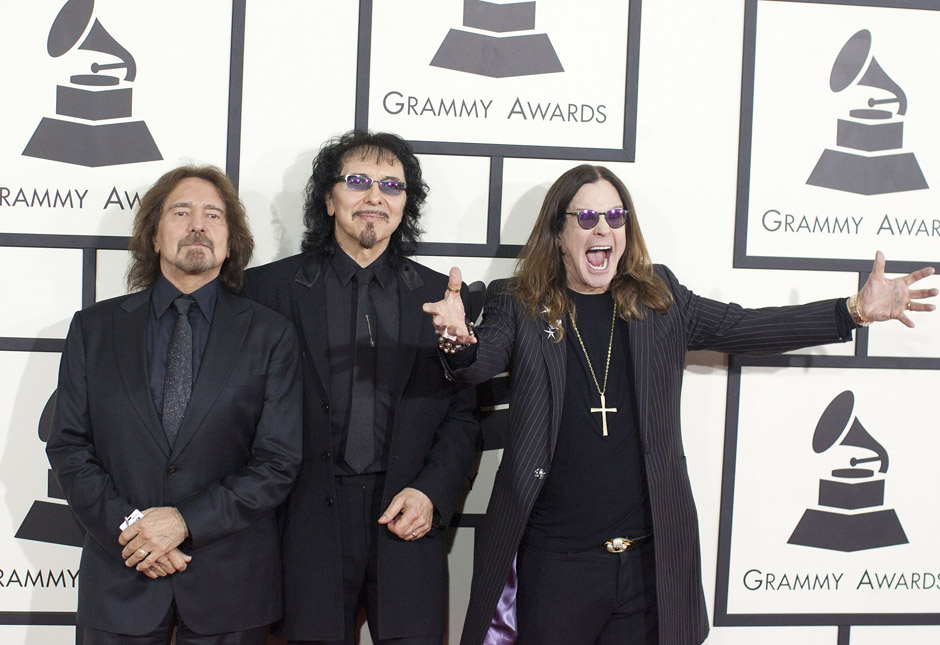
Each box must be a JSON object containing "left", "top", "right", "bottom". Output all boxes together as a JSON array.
[
  {"left": 430, "top": 29, "right": 563, "bottom": 78},
  {"left": 806, "top": 148, "right": 928, "bottom": 195},
  {"left": 788, "top": 508, "right": 908, "bottom": 552},
  {"left": 15, "top": 500, "right": 85, "bottom": 548},
  {"left": 23, "top": 117, "right": 162, "bottom": 167}
]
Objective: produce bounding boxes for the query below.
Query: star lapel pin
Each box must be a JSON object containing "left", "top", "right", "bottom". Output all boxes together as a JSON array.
[{"left": 541, "top": 307, "right": 561, "bottom": 340}]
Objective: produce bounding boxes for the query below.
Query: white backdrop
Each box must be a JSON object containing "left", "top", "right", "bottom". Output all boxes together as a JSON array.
[{"left": 1, "top": 1, "right": 938, "bottom": 643}]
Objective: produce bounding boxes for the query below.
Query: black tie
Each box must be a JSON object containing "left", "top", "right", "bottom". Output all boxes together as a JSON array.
[
  {"left": 163, "top": 296, "right": 194, "bottom": 446},
  {"left": 344, "top": 268, "right": 376, "bottom": 473}
]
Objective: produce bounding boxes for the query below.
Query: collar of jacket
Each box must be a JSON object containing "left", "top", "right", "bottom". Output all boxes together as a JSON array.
[{"left": 292, "top": 253, "right": 424, "bottom": 291}]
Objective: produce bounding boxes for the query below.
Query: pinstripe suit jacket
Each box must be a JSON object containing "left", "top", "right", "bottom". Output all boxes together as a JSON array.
[{"left": 456, "top": 266, "right": 853, "bottom": 645}]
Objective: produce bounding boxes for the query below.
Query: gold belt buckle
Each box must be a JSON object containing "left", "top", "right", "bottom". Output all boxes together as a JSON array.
[{"left": 604, "top": 537, "right": 635, "bottom": 553}]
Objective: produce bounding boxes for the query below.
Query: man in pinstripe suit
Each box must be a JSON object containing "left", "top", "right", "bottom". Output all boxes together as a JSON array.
[{"left": 423, "top": 165, "right": 937, "bottom": 645}]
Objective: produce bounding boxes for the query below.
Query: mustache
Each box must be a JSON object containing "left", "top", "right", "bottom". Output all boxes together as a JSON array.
[
  {"left": 354, "top": 209, "right": 389, "bottom": 221},
  {"left": 177, "top": 233, "right": 213, "bottom": 252}
]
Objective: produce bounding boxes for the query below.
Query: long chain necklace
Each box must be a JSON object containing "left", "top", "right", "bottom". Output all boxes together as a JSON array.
[{"left": 568, "top": 301, "right": 618, "bottom": 436}]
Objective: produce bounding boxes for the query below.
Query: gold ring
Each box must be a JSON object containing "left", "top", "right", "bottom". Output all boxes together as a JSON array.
[
  {"left": 446, "top": 286, "right": 460, "bottom": 294},
  {"left": 138, "top": 548, "right": 149, "bottom": 558},
  {"left": 907, "top": 301, "right": 913, "bottom": 310},
  {"left": 411, "top": 532, "right": 418, "bottom": 538}
]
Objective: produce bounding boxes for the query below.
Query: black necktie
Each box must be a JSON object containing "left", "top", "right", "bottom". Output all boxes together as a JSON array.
[
  {"left": 344, "top": 268, "right": 376, "bottom": 473},
  {"left": 163, "top": 296, "right": 194, "bottom": 446}
]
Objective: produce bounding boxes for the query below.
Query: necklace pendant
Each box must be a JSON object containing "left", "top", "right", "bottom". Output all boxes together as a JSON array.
[{"left": 590, "top": 392, "right": 618, "bottom": 437}]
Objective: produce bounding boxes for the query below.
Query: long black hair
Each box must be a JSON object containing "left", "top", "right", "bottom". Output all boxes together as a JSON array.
[{"left": 301, "top": 130, "right": 427, "bottom": 265}]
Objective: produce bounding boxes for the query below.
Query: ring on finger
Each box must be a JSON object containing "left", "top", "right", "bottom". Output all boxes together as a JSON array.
[
  {"left": 446, "top": 286, "right": 460, "bottom": 294},
  {"left": 138, "top": 548, "right": 149, "bottom": 558}
]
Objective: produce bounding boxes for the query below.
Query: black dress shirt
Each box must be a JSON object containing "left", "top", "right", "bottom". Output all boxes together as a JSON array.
[
  {"left": 325, "top": 246, "right": 400, "bottom": 476},
  {"left": 147, "top": 274, "right": 219, "bottom": 419}
]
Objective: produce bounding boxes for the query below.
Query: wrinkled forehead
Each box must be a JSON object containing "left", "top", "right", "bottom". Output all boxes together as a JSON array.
[{"left": 340, "top": 146, "right": 402, "bottom": 170}]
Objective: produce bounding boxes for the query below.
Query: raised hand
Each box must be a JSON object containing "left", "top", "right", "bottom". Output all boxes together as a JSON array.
[
  {"left": 857, "top": 251, "right": 937, "bottom": 328},
  {"left": 422, "top": 266, "right": 476, "bottom": 345}
]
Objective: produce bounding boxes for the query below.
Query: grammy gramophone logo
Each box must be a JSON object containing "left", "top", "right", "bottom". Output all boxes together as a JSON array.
[
  {"left": 15, "top": 391, "right": 85, "bottom": 548},
  {"left": 788, "top": 390, "right": 907, "bottom": 552},
  {"left": 22, "top": 0, "right": 162, "bottom": 167},
  {"left": 806, "top": 29, "right": 927, "bottom": 196},
  {"left": 430, "top": 0, "right": 563, "bottom": 78}
]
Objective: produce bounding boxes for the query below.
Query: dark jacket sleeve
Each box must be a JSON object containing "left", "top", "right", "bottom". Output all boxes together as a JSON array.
[
  {"left": 444, "top": 279, "right": 518, "bottom": 386},
  {"left": 46, "top": 311, "right": 137, "bottom": 560},
  {"left": 659, "top": 265, "right": 854, "bottom": 354}
]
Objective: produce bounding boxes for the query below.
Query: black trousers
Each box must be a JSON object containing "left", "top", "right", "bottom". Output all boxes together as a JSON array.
[
  {"left": 82, "top": 600, "right": 269, "bottom": 645},
  {"left": 289, "top": 474, "right": 440, "bottom": 645},
  {"left": 515, "top": 538, "right": 658, "bottom": 645}
]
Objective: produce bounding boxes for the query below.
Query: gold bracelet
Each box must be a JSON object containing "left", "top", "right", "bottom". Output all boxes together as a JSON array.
[{"left": 847, "top": 293, "right": 872, "bottom": 327}]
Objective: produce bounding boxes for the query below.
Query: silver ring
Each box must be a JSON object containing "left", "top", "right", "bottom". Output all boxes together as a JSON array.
[
  {"left": 138, "top": 548, "right": 149, "bottom": 558},
  {"left": 443, "top": 332, "right": 457, "bottom": 342}
]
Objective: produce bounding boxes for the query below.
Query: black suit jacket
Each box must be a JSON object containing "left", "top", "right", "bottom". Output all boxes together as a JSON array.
[
  {"left": 456, "top": 266, "right": 854, "bottom": 645},
  {"left": 46, "top": 286, "right": 302, "bottom": 635},
  {"left": 246, "top": 253, "right": 480, "bottom": 641}
]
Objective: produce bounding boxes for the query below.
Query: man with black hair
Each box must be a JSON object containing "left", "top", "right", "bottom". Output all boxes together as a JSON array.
[{"left": 247, "top": 130, "right": 479, "bottom": 644}]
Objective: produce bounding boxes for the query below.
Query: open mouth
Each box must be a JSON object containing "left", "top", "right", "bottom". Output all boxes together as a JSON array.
[{"left": 585, "top": 246, "right": 612, "bottom": 271}]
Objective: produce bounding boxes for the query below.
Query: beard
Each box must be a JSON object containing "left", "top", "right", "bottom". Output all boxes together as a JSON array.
[
  {"left": 358, "top": 223, "right": 378, "bottom": 249},
  {"left": 173, "top": 234, "right": 217, "bottom": 274}
]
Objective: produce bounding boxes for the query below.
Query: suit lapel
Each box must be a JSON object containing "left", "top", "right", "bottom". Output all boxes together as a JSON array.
[
  {"left": 170, "top": 289, "right": 251, "bottom": 457},
  {"left": 294, "top": 265, "right": 331, "bottom": 401},
  {"left": 539, "top": 313, "right": 566, "bottom": 459},
  {"left": 390, "top": 260, "right": 424, "bottom": 403},
  {"left": 628, "top": 309, "right": 653, "bottom": 454},
  {"left": 114, "top": 289, "right": 171, "bottom": 456}
]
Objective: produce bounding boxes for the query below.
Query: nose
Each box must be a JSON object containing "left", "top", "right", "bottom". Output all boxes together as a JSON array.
[
  {"left": 364, "top": 181, "right": 384, "bottom": 203},
  {"left": 189, "top": 210, "right": 208, "bottom": 231},
  {"left": 593, "top": 214, "right": 612, "bottom": 234}
]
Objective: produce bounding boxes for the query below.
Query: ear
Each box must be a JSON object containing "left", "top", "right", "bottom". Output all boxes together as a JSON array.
[
  {"left": 325, "top": 190, "right": 335, "bottom": 217},
  {"left": 153, "top": 235, "right": 160, "bottom": 255}
]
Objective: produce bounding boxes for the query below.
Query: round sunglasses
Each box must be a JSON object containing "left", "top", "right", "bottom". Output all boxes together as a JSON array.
[{"left": 565, "top": 208, "right": 628, "bottom": 230}]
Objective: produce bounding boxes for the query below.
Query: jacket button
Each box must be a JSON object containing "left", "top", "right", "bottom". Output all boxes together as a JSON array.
[
  {"left": 168, "top": 466, "right": 179, "bottom": 475},
  {"left": 325, "top": 496, "right": 334, "bottom": 507},
  {"left": 533, "top": 468, "right": 546, "bottom": 480},
  {"left": 322, "top": 403, "right": 330, "bottom": 413},
  {"left": 320, "top": 451, "right": 331, "bottom": 462}
]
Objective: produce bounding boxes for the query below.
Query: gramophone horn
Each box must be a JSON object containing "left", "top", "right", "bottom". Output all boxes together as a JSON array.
[
  {"left": 80, "top": 19, "right": 136, "bottom": 81},
  {"left": 829, "top": 29, "right": 870, "bottom": 92},
  {"left": 842, "top": 416, "right": 889, "bottom": 473},
  {"left": 47, "top": 0, "right": 94, "bottom": 57},
  {"left": 858, "top": 57, "right": 907, "bottom": 115}
]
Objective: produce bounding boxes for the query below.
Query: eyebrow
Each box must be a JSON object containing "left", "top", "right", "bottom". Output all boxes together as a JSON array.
[
  {"left": 346, "top": 172, "right": 404, "bottom": 182},
  {"left": 166, "top": 201, "right": 225, "bottom": 212}
]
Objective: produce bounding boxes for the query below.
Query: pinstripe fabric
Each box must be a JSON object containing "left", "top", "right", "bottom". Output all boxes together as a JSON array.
[{"left": 457, "top": 266, "right": 853, "bottom": 645}]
